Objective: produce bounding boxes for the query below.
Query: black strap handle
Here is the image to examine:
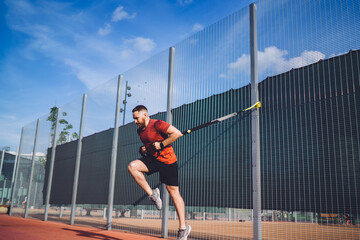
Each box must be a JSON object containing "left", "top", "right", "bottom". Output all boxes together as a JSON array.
[{"left": 139, "top": 142, "right": 164, "bottom": 158}]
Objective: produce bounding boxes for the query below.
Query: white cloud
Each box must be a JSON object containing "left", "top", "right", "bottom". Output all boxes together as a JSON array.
[
  {"left": 178, "top": 0, "right": 194, "bottom": 6},
  {"left": 98, "top": 23, "right": 112, "bottom": 36},
  {"left": 219, "top": 73, "right": 226, "bottom": 79},
  {"left": 192, "top": 23, "right": 204, "bottom": 32},
  {"left": 287, "top": 50, "right": 325, "bottom": 69},
  {"left": 329, "top": 51, "right": 347, "bottom": 58},
  {"left": 179, "top": 24, "right": 204, "bottom": 40},
  {"left": 111, "top": 6, "right": 136, "bottom": 22},
  {"left": 130, "top": 37, "right": 156, "bottom": 52},
  {"left": 228, "top": 53, "right": 250, "bottom": 73},
  {"left": 4, "top": 0, "right": 158, "bottom": 90},
  {"left": 226, "top": 46, "right": 325, "bottom": 78},
  {"left": 4, "top": 0, "right": 36, "bottom": 14},
  {"left": 0, "top": 114, "right": 17, "bottom": 120},
  {"left": 120, "top": 49, "right": 134, "bottom": 59},
  {"left": 97, "top": 6, "right": 136, "bottom": 36},
  {"left": 56, "top": 36, "right": 156, "bottom": 89},
  {"left": 63, "top": 59, "right": 106, "bottom": 89}
]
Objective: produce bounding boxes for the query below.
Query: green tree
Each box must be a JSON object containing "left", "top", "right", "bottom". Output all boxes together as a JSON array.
[
  {"left": 47, "top": 106, "right": 79, "bottom": 145},
  {"left": 38, "top": 156, "right": 46, "bottom": 168}
]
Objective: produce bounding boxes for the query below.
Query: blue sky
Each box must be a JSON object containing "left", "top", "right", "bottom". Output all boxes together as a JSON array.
[
  {"left": 0, "top": 0, "right": 255, "bottom": 150},
  {"left": 1, "top": 0, "right": 359, "bottom": 151}
]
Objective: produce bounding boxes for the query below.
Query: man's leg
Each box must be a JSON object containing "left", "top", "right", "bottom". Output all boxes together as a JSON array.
[
  {"left": 128, "top": 160, "right": 152, "bottom": 195},
  {"left": 166, "top": 185, "right": 186, "bottom": 229},
  {"left": 128, "top": 159, "right": 162, "bottom": 210}
]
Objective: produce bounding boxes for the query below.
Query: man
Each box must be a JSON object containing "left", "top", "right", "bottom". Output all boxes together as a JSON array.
[{"left": 128, "top": 105, "right": 191, "bottom": 240}]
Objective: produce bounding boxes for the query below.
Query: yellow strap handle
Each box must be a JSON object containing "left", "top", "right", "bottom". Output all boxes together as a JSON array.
[{"left": 242, "top": 101, "right": 261, "bottom": 112}]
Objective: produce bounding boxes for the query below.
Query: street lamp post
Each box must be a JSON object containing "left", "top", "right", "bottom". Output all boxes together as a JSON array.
[{"left": 120, "top": 81, "right": 131, "bottom": 125}]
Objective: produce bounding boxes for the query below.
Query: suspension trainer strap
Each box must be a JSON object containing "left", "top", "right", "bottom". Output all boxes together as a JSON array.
[
  {"left": 182, "top": 101, "right": 261, "bottom": 135},
  {"left": 139, "top": 102, "right": 261, "bottom": 157}
]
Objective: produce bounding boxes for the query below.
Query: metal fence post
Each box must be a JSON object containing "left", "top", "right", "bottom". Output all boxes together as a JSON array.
[
  {"left": 11, "top": 147, "right": 19, "bottom": 186},
  {"left": 9, "top": 128, "right": 25, "bottom": 216},
  {"left": 107, "top": 74, "right": 123, "bottom": 230},
  {"left": 70, "top": 94, "right": 87, "bottom": 225},
  {"left": 25, "top": 118, "right": 40, "bottom": 218},
  {"left": 0, "top": 150, "right": 5, "bottom": 204},
  {"left": 250, "top": 3, "right": 262, "bottom": 240},
  {"left": 161, "top": 46, "right": 175, "bottom": 239},
  {"left": 0, "top": 180, "right": 6, "bottom": 205},
  {"left": 44, "top": 107, "right": 61, "bottom": 221},
  {"left": 0, "top": 150, "right": 5, "bottom": 180}
]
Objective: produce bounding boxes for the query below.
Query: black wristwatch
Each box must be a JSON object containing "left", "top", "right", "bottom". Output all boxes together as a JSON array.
[{"left": 160, "top": 142, "right": 165, "bottom": 150}]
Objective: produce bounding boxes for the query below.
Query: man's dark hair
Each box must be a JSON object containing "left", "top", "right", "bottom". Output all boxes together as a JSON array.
[{"left": 132, "top": 105, "right": 148, "bottom": 113}]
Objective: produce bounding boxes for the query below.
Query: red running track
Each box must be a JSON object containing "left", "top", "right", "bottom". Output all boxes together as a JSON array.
[{"left": 0, "top": 214, "right": 166, "bottom": 240}]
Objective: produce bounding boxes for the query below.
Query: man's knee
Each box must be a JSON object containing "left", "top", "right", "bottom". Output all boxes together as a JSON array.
[
  {"left": 167, "top": 186, "right": 180, "bottom": 197},
  {"left": 128, "top": 160, "right": 150, "bottom": 177},
  {"left": 128, "top": 161, "right": 138, "bottom": 174},
  {"left": 128, "top": 160, "right": 148, "bottom": 174}
]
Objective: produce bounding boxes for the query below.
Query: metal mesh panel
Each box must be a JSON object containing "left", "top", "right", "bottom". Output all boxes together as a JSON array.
[
  {"left": 67, "top": 77, "right": 118, "bottom": 226},
  {"left": 43, "top": 96, "right": 83, "bottom": 222},
  {"left": 11, "top": 121, "right": 36, "bottom": 217},
  {"left": 256, "top": 0, "right": 360, "bottom": 238},
  {"left": 24, "top": 114, "right": 52, "bottom": 220},
  {"left": 112, "top": 49, "right": 169, "bottom": 235},
  {"left": 0, "top": 151, "right": 16, "bottom": 205},
  {"left": 169, "top": 6, "right": 252, "bottom": 239},
  {"left": 83, "top": 77, "right": 118, "bottom": 137}
]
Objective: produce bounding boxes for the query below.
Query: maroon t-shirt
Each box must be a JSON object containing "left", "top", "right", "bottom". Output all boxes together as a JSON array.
[{"left": 137, "top": 119, "right": 177, "bottom": 164}]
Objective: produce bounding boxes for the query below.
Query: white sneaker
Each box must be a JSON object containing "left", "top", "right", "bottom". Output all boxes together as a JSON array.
[
  {"left": 177, "top": 225, "right": 191, "bottom": 240},
  {"left": 148, "top": 188, "right": 162, "bottom": 210}
]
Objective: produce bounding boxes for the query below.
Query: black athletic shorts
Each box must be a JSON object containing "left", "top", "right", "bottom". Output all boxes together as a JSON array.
[{"left": 140, "top": 157, "right": 179, "bottom": 186}]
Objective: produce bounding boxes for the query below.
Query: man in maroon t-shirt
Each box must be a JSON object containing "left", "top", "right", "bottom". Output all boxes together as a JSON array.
[{"left": 128, "top": 105, "right": 191, "bottom": 239}]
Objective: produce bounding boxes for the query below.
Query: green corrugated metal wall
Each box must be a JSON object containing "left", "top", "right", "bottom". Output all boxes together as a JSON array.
[{"left": 44, "top": 50, "right": 360, "bottom": 214}]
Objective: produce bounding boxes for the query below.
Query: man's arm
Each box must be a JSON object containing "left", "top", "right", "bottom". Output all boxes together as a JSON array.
[{"left": 153, "top": 125, "right": 182, "bottom": 150}]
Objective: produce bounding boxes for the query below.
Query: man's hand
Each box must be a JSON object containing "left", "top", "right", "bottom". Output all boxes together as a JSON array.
[
  {"left": 140, "top": 146, "right": 147, "bottom": 153},
  {"left": 152, "top": 142, "right": 164, "bottom": 151},
  {"left": 139, "top": 146, "right": 147, "bottom": 156}
]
